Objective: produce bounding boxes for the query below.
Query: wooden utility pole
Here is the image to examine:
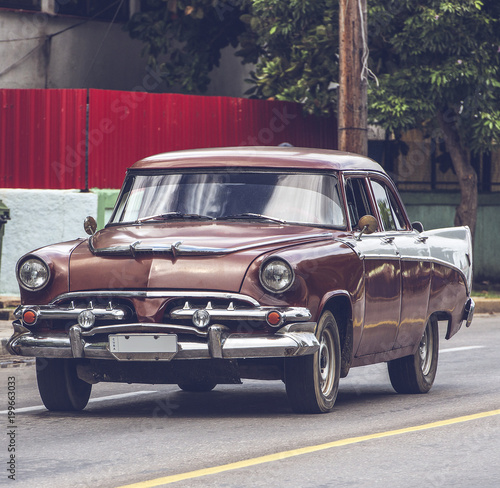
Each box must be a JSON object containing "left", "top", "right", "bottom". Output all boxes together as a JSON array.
[{"left": 338, "top": 0, "right": 368, "bottom": 155}]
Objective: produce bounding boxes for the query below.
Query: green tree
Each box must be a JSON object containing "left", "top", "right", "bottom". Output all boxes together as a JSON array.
[
  {"left": 239, "top": 0, "right": 339, "bottom": 116},
  {"left": 369, "top": 0, "right": 500, "bottom": 238}
]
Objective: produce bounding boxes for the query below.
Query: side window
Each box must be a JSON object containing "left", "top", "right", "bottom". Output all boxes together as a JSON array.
[
  {"left": 371, "top": 180, "right": 406, "bottom": 231},
  {"left": 345, "top": 178, "right": 372, "bottom": 230},
  {"left": 387, "top": 189, "right": 407, "bottom": 230}
]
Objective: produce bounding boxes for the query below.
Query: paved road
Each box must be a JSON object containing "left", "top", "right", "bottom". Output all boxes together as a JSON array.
[{"left": 1, "top": 315, "right": 499, "bottom": 488}]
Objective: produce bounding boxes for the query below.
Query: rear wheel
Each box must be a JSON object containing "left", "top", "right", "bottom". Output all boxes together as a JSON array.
[
  {"left": 285, "top": 311, "right": 341, "bottom": 413},
  {"left": 36, "top": 358, "right": 92, "bottom": 411},
  {"left": 388, "top": 316, "right": 439, "bottom": 394}
]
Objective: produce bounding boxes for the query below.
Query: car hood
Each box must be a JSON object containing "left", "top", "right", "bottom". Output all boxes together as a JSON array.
[{"left": 69, "top": 222, "right": 333, "bottom": 293}]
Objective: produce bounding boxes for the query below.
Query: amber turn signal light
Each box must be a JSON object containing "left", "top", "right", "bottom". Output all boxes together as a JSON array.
[
  {"left": 266, "top": 311, "right": 283, "bottom": 327},
  {"left": 23, "top": 310, "right": 37, "bottom": 325}
]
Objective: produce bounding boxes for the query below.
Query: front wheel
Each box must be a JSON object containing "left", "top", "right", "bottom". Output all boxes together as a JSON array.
[
  {"left": 36, "top": 358, "right": 92, "bottom": 411},
  {"left": 388, "top": 316, "right": 439, "bottom": 394},
  {"left": 285, "top": 311, "right": 341, "bottom": 414}
]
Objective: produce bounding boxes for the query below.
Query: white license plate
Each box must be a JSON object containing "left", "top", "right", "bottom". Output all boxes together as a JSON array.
[{"left": 109, "top": 334, "right": 177, "bottom": 354}]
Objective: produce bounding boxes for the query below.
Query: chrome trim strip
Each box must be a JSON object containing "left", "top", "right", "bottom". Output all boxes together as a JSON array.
[
  {"left": 219, "top": 331, "right": 319, "bottom": 359},
  {"left": 81, "top": 323, "right": 208, "bottom": 338},
  {"left": 89, "top": 233, "right": 333, "bottom": 256},
  {"left": 7, "top": 322, "right": 319, "bottom": 360},
  {"left": 49, "top": 291, "right": 261, "bottom": 308},
  {"left": 336, "top": 238, "right": 472, "bottom": 295},
  {"left": 17, "top": 304, "right": 127, "bottom": 325},
  {"left": 170, "top": 306, "right": 312, "bottom": 322}
]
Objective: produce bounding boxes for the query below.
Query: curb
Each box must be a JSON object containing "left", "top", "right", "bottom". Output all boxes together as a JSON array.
[
  {"left": 0, "top": 296, "right": 20, "bottom": 308},
  {"left": 473, "top": 298, "right": 500, "bottom": 315}
]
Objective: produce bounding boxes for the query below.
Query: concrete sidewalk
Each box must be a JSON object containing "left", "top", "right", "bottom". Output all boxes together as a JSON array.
[{"left": 1, "top": 299, "right": 499, "bottom": 367}]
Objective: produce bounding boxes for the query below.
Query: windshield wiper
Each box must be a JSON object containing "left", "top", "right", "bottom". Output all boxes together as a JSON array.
[
  {"left": 217, "top": 213, "right": 287, "bottom": 224},
  {"left": 136, "top": 212, "right": 215, "bottom": 223}
]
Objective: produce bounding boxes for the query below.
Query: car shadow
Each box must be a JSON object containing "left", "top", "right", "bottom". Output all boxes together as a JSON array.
[{"left": 29, "top": 381, "right": 398, "bottom": 419}]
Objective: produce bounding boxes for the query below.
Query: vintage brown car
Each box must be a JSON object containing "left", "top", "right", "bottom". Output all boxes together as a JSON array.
[{"left": 8, "top": 147, "right": 474, "bottom": 413}]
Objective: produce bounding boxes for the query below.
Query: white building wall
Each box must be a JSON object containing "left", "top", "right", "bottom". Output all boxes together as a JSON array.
[
  {"left": 0, "top": 189, "right": 98, "bottom": 296},
  {"left": 204, "top": 45, "right": 253, "bottom": 99}
]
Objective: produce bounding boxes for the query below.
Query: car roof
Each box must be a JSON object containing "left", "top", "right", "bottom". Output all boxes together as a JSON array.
[{"left": 130, "top": 146, "right": 387, "bottom": 174}]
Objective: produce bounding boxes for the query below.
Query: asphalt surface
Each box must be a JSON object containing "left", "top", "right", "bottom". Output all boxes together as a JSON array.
[{"left": 0, "top": 314, "right": 498, "bottom": 488}]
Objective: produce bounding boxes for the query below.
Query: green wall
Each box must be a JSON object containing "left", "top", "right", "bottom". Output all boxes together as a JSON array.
[{"left": 94, "top": 189, "right": 120, "bottom": 230}]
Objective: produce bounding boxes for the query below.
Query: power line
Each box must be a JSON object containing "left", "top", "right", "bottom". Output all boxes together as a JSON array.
[{"left": 0, "top": 42, "right": 44, "bottom": 78}]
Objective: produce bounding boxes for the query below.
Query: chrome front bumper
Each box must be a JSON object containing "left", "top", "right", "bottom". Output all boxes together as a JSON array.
[{"left": 7, "top": 321, "right": 320, "bottom": 361}]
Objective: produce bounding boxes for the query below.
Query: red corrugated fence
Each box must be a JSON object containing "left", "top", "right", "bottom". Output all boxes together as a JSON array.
[
  {"left": 0, "top": 89, "right": 87, "bottom": 189},
  {"left": 1, "top": 89, "right": 337, "bottom": 190}
]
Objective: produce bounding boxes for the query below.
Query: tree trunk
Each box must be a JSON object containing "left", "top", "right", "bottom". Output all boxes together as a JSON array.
[{"left": 438, "top": 111, "right": 478, "bottom": 241}]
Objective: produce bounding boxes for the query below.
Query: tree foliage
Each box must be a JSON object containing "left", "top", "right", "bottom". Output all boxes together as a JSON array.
[
  {"left": 368, "top": 0, "right": 500, "bottom": 154},
  {"left": 239, "top": 0, "right": 338, "bottom": 116}
]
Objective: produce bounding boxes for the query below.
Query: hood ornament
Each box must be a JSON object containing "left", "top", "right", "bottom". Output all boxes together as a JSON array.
[{"left": 171, "top": 241, "right": 182, "bottom": 261}]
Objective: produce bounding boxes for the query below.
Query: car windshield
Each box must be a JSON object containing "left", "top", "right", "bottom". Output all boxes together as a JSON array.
[{"left": 110, "top": 171, "right": 346, "bottom": 228}]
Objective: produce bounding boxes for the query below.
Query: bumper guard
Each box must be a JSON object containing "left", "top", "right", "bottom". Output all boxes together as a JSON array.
[{"left": 7, "top": 321, "right": 319, "bottom": 361}]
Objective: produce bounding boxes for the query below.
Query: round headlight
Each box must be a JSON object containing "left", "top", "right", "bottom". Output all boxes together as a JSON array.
[
  {"left": 17, "top": 257, "right": 50, "bottom": 291},
  {"left": 259, "top": 258, "right": 294, "bottom": 293}
]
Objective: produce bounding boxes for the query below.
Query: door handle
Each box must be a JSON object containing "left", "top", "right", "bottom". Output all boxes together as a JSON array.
[{"left": 381, "top": 236, "right": 395, "bottom": 244}]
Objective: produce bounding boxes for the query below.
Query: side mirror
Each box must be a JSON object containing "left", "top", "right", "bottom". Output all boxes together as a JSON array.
[
  {"left": 356, "top": 215, "right": 378, "bottom": 241},
  {"left": 412, "top": 221, "right": 424, "bottom": 233},
  {"left": 84, "top": 216, "right": 97, "bottom": 236}
]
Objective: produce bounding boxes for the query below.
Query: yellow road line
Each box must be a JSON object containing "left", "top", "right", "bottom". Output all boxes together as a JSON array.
[{"left": 117, "top": 409, "right": 500, "bottom": 488}]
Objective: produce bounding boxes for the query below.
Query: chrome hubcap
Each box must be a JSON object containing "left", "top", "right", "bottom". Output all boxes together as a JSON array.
[
  {"left": 419, "top": 325, "right": 433, "bottom": 376},
  {"left": 318, "top": 328, "right": 335, "bottom": 396}
]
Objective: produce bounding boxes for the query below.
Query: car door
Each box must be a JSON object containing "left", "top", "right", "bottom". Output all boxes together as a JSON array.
[
  {"left": 342, "top": 175, "right": 401, "bottom": 357},
  {"left": 369, "top": 178, "right": 432, "bottom": 351}
]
